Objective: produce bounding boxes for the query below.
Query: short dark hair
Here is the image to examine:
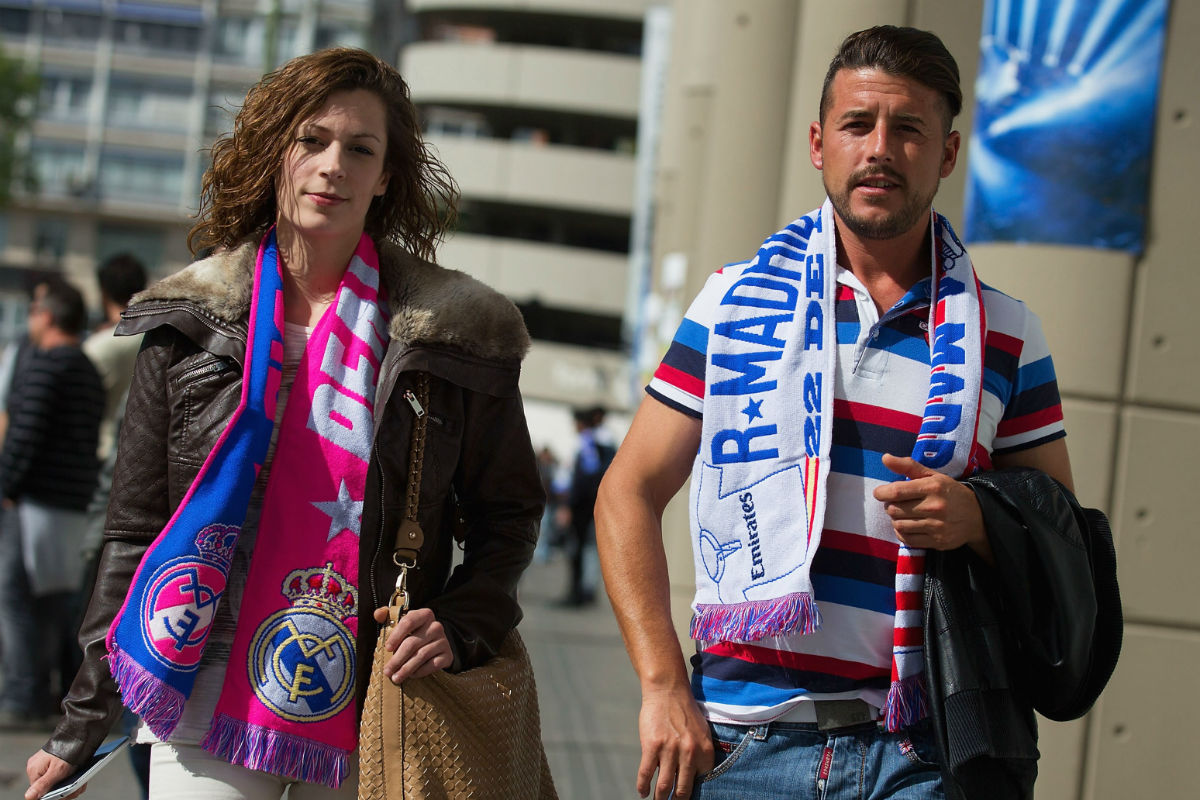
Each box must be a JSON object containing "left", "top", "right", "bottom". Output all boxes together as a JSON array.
[
  {"left": 35, "top": 276, "right": 88, "bottom": 336},
  {"left": 819, "top": 26, "right": 962, "bottom": 133},
  {"left": 96, "top": 252, "right": 147, "bottom": 308}
]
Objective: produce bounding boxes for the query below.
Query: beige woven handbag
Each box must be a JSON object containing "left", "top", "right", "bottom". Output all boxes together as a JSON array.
[{"left": 359, "top": 374, "right": 557, "bottom": 800}]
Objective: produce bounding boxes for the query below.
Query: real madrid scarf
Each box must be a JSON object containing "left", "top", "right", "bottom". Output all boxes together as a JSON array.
[
  {"left": 107, "top": 229, "right": 387, "bottom": 786},
  {"left": 688, "top": 199, "right": 985, "bottom": 731}
]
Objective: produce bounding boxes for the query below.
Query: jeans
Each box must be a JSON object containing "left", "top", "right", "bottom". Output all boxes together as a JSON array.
[
  {"left": 0, "top": 507, "right": 39, "bottom": 714},
  {"left": 693, "top": 719, "right": 945, "bottom": 800},
  {"left": 0, "top": 506, "right": 83, "bottom": 716}
]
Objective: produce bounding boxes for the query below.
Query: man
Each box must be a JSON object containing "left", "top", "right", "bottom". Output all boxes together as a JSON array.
[
  {"left": 82, "top": 252, "right": 147, "bottom": 462},
  {"left": 0, "top": 277, "right": 103, "bottom": 730},
  {"left": 560, "top": 406, "right": 616, "bottom": 606},
  {"left": 595, "top": 26, "right": 1072, "bottom": 799}
]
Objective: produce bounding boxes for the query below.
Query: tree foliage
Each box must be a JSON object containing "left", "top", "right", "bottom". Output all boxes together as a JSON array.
[{"left": 0, "top": 42, "right": 39, "bottom": 207}]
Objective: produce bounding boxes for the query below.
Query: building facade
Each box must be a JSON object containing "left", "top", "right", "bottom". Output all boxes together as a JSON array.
[
  {"left": 396, "top": 0, "right": 662, "bottom": 449},
  {"left": 0, "top": 0, "right": 372, "bottom": 337}
]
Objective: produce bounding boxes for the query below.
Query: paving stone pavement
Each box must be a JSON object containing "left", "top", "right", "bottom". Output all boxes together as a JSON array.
[{"left": 0, "top": 555, "right": 645, "bottom": 799}]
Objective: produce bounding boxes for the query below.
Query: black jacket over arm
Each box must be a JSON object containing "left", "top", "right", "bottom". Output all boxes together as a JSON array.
[{"left": 924, "top": 468, "right": 1122, "bottom": 800}]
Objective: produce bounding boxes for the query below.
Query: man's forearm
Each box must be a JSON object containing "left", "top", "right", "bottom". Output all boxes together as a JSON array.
[{"left": 595, "top": 483, "right": 691, "bottom": 692}]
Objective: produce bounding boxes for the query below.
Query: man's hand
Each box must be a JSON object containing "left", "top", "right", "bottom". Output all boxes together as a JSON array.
[
  {"left": 637, "top": 685, "right": 714, "bottom": 800},
  {"left": 372, "top": 606, "right": 453, "bottom": 683},
  {"left": 26, "top": 750, "right": 78, "bottom": 800},
  {"left": 873, "top": 454, "right": 990, "bottom": 559}
]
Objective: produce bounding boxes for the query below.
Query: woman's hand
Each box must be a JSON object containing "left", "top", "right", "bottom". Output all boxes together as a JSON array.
[
  {"left": 372, "top": 606, "right": 454, "bottom": 683},
  {"left": 26, "top": 750, "right": 79, "bottom": 800}
]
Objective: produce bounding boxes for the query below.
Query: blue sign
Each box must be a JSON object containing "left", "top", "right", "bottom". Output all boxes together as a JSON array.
[{"left": 965, "top": 0, "right": 1170, "bottom": 254}]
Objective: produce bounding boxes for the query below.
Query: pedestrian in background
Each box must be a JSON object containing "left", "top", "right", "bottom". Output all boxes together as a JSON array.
[
  {"left": 82, "top": 252, "right": 147, "bottom": 462},
  {"left": 559, "top": 406, "right": 615, "bottom": 607},
  {"left": 0, "top": 276, "right": 103, "bottom": 732}
]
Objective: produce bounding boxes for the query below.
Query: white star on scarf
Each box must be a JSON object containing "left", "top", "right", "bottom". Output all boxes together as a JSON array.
[{"left": 311, "top": 480, "right": 364, "bottom": 541}]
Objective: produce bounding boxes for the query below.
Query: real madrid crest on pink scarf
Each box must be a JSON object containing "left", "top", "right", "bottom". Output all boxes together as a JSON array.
[{"left": 107, "top": 229, "right": 387, "bottom": 787}]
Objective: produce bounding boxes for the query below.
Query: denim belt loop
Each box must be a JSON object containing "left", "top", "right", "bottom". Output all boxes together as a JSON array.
[{"left": 751, "top": 724, "right": 769, "bottom": 741}]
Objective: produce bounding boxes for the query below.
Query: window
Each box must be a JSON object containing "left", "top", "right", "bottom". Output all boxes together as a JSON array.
[
  {"left": 0, "top": 7, "right": 31, "bottom": 35},
  {"left": 314, "top": 24, "right": 364, "bottom": 51},
  {"left": 96, "top": 224, "right": 164, "bottom": 270},
  {"left": 34, "top": 217, "right": 70, "bottom": 266},
  {"left": 38, "top": 73, "right": 93, "bottom": 123},
  {"left": 98, "top": 150, "right": 184, "bottom": 205},
  {"left": 273, "top": 19, "right": 300, "bottom": 66},
  {"left": 29, "top": 140, "right": 88, "bottom": 197},
  {"left": 40, "top": 10, "right": 102, "bottom": 44},
  {"left": 112, "top": 19, "right": 201, "bottom": 56},
  {"left": 204, "top": 88, "right": 243, "bottom": 138},
  {"left": 213, "top": 16, "right": 261, "bottom": 66},
  {"left": 0, "top": 292, "right": 30, "bottom": 348},
  {"left": 424, "top": 107, "right": 491, "bottom": 139},
  {"left": 108, "top": 77, "right": 194, "bottom": 132}
]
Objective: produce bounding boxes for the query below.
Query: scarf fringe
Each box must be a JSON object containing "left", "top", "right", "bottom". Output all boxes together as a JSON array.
[
  {"left": 201, "top": 714, "right": 349, "bottom": 788},
  {"left": 883, "top": 673, "right": 928, "bottom": 732},
  {"left": 107, "top": 647, "right": 186, "bottom": 739},
  {"left": 690, "top": 592, "right": 820, "bottom": 641}
]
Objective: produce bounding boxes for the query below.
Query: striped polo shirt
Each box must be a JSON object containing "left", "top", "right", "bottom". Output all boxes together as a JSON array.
[{"left": 647, "top": 265, "right": 1066, "bottom": 724}]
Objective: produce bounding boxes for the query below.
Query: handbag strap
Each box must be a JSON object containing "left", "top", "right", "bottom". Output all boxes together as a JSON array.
[{"left": 389, "top": 372, "right": 430, "bottom": 614}]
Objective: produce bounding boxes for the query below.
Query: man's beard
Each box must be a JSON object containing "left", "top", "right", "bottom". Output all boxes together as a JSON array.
[{"left": 825, "top": 168, "right": 938, "bottom": 241}]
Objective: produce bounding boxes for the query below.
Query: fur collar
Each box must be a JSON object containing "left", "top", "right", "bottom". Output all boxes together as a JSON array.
[{"left": 133, "top": 239, "right": 530, "bottom": 362}]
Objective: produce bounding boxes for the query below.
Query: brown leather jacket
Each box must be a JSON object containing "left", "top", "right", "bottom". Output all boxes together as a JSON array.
[{"left": 44, "top": 240, "right": 545, "bottom": 766}]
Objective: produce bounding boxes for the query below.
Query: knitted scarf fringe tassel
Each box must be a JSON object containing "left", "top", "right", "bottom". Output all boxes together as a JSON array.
[
  {"left": 201, "top": 713, "right": 349, "bottom": 789},
  {"left": 884, "top": 673, "right": 929, "bottom": 732},
  {"left": 690, "top": 592, "right": 820, "bottom": 642},
  {"left": 107, "top": 646, "right": 187, "bottom": 739}
]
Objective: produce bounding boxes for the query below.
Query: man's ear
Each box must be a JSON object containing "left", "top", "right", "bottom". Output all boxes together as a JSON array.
[
  {"left": 809, "top": 121, "right": 824, "bottom": 170},
  {"left": 940, "top": 130, "right": 961, "bottom": 179}
]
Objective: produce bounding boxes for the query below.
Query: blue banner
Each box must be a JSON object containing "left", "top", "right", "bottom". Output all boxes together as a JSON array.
[{"left": 965, "top": 0, "right": 1170, "bottom": 254}]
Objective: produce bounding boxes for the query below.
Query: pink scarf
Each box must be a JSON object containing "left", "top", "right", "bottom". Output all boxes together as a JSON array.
[
  {"left": 109, "top": 229, "right": 385, "bottom": 788},
  {"left": 200, "top": 232, "right": 387, "bottom": 785}
]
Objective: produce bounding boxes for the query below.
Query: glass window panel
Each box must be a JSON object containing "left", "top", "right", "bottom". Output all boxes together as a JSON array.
[
  {"left": 98, "top": 150, "right": 184, "bottom": 204},
  {"left": 314, "top": 25, "right": 364, "bottom": 51},
  {"left": 107, "top": 78, "right": 194, "bottom": 132},
  {"left": 29, "top": 140, "right": 87, "bottom": 197},
  {"left": 34, "top": 216, "right": 70, "bottom": 265},
  {"left": 38, "top": 73, "right": 93, "bottom": 123},
  {"left": 96, "top": 223, "right": 163, "bottom": 269},
  {"left": 40, "top": 10, "right": 102, "bottom": 43},
  {"left": 204, "top": 87, "right": 243, "bottom": 137},
  {"left": 213, "top": 16, "right": 262, "bottom": 66},
  {"left": 0, "top": 8, "right": 31, "bottom": 35},
  {"left": 112, "top": 19, "right": 200, "bottom": 55}
]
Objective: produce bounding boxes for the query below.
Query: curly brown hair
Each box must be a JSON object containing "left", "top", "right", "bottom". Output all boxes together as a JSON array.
[{"left": 188, "top": 47, "right": 458, "bottom": 261}]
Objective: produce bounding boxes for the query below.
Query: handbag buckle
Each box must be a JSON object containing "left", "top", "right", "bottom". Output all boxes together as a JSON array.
[{"left": 389, "top": 558, "right": 414, "bottom": 616}]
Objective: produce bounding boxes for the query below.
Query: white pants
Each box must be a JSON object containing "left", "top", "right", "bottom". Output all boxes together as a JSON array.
[{"left": 148, "top": 742, "right": 358, "bottom": 800}]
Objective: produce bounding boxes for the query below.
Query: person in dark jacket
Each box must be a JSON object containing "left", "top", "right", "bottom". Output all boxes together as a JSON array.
[
  {"left": 559, "top": 406, "right": 615, "bottom": 606},
  {"left": 0, "top": 276, "right": 103, "bottom": 731},
  {"left": 25, "top": 48, "right": 545, "bottom": 800}
]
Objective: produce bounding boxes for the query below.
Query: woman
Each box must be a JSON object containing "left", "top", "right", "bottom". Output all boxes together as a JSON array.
[{"left": 25, "top": 48, "right": 544, "bottom": 800}]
